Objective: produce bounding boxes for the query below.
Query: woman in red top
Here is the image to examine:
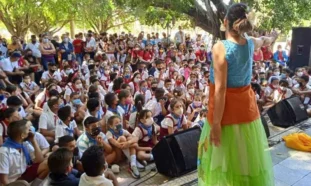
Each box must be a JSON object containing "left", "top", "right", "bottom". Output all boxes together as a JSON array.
[
  {"left": 253, "top": 48, "right": 263, "bottom": 62},
  {"left": 138, "top": 44, "right": 154, "bottom": 65}
]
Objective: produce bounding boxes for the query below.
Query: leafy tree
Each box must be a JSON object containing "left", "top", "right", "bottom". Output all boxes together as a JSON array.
[
  {"left": 78, "top": 0, "right": 135, "bottom": 33},
  {"left": 116, "top": 0, "right": 311, "bottom": 38},
  {"left": 0, "top": 0, "right": 42, "bottom": 38},
  {"left": 30, "top": 0, "right": 72, "bottom": 36}
]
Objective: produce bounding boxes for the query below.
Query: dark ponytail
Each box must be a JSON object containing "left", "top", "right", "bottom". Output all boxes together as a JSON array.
[
  {"left": 226, "top": 3, "right": 253, "bottom": 35},
  {"left": 134, "top": 94, "right": 145, "bottom": 128}
]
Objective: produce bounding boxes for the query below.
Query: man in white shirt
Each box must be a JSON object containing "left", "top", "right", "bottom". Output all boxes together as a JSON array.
[
  {"left": 41, "top": 63, "right": 62, "bottom": 84},
  {"left": 0, "top": 52, "right": 24, "bottom": 77},
  {"left": 84, "top": 33, "right": 97, "bottom": 59},
  {"left": 174, "top": 26, "right": 185, "bottom": 47},
  {"left": 39, "top": 96, "right": 63, "bottom": 144},
  {"left": 25, "top": 35, "right": 41, "bottom": 58}
]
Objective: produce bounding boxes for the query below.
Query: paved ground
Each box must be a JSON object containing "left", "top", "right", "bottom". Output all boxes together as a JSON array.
[{"left": 112, "top": 117, "right": 311, "bottom": 186}]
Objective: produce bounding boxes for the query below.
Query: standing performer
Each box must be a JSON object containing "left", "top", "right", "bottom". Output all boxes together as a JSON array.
[{"left": 198, "top": 3, "right": 277, "bottom": 186}]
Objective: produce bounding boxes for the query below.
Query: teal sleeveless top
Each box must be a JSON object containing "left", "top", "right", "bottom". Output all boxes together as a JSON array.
[{"left": 210, "top": 38, "right": 254, "bottom": 88}]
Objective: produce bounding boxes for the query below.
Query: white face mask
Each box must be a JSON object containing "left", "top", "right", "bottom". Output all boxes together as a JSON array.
[
  {"left": 274, "top": 72, "right": 280, "bottom": 76},
  {"left": 188, "top": 89, "right": 195, "bottom": 94},
  {"left": 64, "top": 38, "right": 69, "bottom": 43},
  {"left": 175, "top": 108, "right": 183, "bottom": 116},
  {"left": 43, "top": 38, "right": 49, "bottom": 43},
  {"left": 65, "top": 69, "right": 71, "bottom": 75},
  {"left": 297, "top": 72, "right": 303, "bottom": 77},
  {"left": 134, "top": 78, "right": 140, "bottom": 83},
  {"left": 273, "top": 85, "right": 279, "bottom": 89},
  {"left": 145, "top": 118, "right": 154, "bottom": 126},
  {"left": 75, "top": 83, "right": 83, "bottom": 89}
]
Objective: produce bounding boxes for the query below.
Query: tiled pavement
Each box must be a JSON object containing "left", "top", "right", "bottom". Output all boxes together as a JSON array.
[{"left": 113, "top": 118, "right": 311, "bottom": 186}]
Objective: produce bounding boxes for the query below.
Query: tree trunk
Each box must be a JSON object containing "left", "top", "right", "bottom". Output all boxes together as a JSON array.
[{"left": 70, "top": 19, "right": 75, "bottom": 39}]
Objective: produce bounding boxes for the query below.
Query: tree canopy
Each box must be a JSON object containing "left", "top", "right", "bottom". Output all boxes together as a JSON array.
[{"left": 0, "top": 0, "right": 310, "bottom": 38}]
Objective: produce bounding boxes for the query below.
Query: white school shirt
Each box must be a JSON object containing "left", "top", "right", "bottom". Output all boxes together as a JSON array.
[
  {"left": 154, "top": 70, "right": 168, "bottom": 88},
  {"left": 34, "top": 132, "right": 50, "bottom": 150},
  {"left": 39, "top": 107, "right": 59, "bottom": 132},
  {"left": 25, "top": 42, "right": 41, "bottom": 58},
  {"left": 0, "top": 57, "right": 19, "bottom": 72},
  {"left": 41, "top": 71, "right": 62, "bottom": 82},
  {"left": 64, "top": 84, "right": 81, "bottom": 98},
  {"left": 20, "top": 81, "right": 38, "bottom": 95},
  {"left": 104, "top": 106, "right": 125, "bottom": 124},
  {"left": 0, "top": 142, "right": 35, "bottom": 183},
  {"left": 134, "top": 90, "right": 152, "bottom": 104},
  {"left": 106, "top": 129, "right": 130, "bottom": 140},
  {"left": 55, "top": 120, "right": 77, "bottom": 143},
  {"left": 85, "top": 38, "right": 97, "bottom": 51},
  {"left": 79, "top": 173, "right": 113, "bottom": 186},
  {"left": 132, "top": 124, "right": 157, "bottom": 142},
  {"left": 161, "top": 114, "right": 187, "bottom": 130}
]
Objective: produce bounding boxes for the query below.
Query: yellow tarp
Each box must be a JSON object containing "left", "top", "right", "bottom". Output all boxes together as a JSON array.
[{"left": 283, "top": 133, "right": 311, "bottom": 152}]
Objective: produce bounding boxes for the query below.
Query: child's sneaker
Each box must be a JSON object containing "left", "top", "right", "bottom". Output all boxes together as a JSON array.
[
  {"left": 136, "top": 161, "right": 145, "bottom": 172},
  {"left": 129, "top": 165, "right": 140, "bottom": 179}
]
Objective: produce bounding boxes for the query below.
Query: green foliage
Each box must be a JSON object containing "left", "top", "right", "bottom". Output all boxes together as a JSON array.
[{"left": 250, "top": 0, "right": 311, "bottom": 33}]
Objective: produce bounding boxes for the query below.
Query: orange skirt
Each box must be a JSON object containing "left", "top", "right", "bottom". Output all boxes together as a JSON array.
[{"left": 207, "top": 84, "right": 260, "bottom": 125}]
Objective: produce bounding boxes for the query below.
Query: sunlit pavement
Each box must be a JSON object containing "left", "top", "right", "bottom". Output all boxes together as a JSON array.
[{"left": 113, "top": 118, "right": 311, "bottom": 186}]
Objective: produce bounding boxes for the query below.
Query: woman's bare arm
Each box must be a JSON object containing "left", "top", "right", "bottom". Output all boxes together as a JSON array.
[{"left": 212, "top": 41, "right": 227, "bottom": 126}]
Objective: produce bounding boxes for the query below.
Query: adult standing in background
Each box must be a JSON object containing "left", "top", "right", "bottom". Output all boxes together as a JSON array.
[
  {"left": 59, "top": 34, "right": 74, "bottom": 62},
  {"left": 25, "top": 35, "right": 42, "bottom": 60},
  {"left": 84, "top": 33, "right": 96, "bottom": 59},
  {"left": 40, "top": 34, "right": 56, "bottom": 71},
  {"left": 174, "top": 26, "right": 185, "bottom": 48}
]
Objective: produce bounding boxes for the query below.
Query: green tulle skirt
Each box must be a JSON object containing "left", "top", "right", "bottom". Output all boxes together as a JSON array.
[{"left": 197, "top": 118, "right": 274, "bottom": 186}]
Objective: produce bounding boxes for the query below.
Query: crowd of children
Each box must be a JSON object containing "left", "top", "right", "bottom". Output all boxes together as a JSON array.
[{"left": 0, "top": 29, "right": 209, "bottom": 186}]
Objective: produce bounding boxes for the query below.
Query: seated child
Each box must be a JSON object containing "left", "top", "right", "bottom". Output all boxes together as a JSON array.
[
  {"left": 132, "top": 110, "right": 158, "bottom": 163},
  {"left": 0, "top": 119, "right": 46, "bottom": 185},
  {"left": 106, "top": 115, "right": 140, "bottom": 179},
  {"left": 58, "top": 135, "right": 83, "bottom": 174},
  {"left": 160, "top": 98, "right": 188, "bottom": 139},
  {"left": 55, "top": 106, "right": 81, "bottom": 143},
  {"left": 46, "top": 148, "right": 79, "bottom": 186},
  {"left": 186, "top": 92, "right": 203, "bottom": 122},
  {"left": 76, "top": 116, "right": 115, "bottom": 164},
  {"left": 20, "top": 74, "right": 40, "bottom": 98},
  {"left": 79, "top": 145, "right": 118, "bottom": 186}
]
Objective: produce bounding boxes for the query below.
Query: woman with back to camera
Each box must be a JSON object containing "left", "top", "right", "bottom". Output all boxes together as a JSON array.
[{"left": 198, "top": 3, "right": 277, "bottom": 186}]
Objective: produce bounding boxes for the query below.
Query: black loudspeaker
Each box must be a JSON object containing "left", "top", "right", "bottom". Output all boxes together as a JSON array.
[
  {"left": 267, "top": 96, "right": 308, "bottom": 128},
  {"left": 289, "top": 27, "right": 311, "bottom": 70},
  {"left": 261, "top": 115, "right": 270, "bottom": 138},
  {"left": 152, "top": 127, "right": 201, "bottom": 177}
]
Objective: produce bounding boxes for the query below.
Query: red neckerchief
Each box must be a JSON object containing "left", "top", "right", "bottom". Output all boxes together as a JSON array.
[
  {"left": 2, "top": 120, "right": 9, "bottom": 127},
  {"left": 124, "top": 78, "right": 131, "bottom": 84},
  {"left": 134, "top": 82, "right": 139, "bottom": 92},
  {"left": 48, "top": 72, "right": 55, "bottom": 79},
  {"left": 70, "top": 84, "right": 79, "bottom": 92}
]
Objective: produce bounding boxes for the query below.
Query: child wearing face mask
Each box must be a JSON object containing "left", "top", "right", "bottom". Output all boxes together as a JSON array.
[
  {"left": 129, "top": 73, "right": 142, "bottom": 95},
  {"left": 20, "top": 73, "right": 39, "bottom": 98},
  {"left": 64, "top": 77, "right": 85, "bottom": 103},
  {"left": 106, "top": 116, "right": 140, "bottom": 179},
  {"left": 159, "top": 99, "right": 188, "bottom": 139},
  {"left": 118, "top": 90, "right": 133, "bottom": 130},
  {"left": 99, "top": 65, "right": 111, "bottom": 90},
  {"left": 134, "top": 80, "right": 152, "bottom": 103},
  {"left": 132, "top": 110, "right": 158, "bottom": 164},
  {"left": 186, "top": 93, "right": 203, "bottom": 122},
  {"left": 186, "top": 83, "right": 195, "bottom": 103}
]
